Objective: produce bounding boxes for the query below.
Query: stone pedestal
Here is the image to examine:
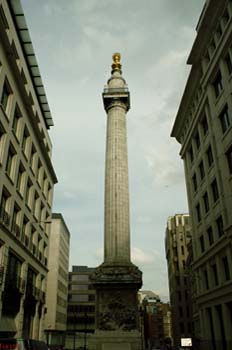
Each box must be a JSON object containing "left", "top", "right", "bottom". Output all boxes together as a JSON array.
[
  {"left": 90, "top": 263, "right": 142, "bottom": 350},
  {"left": 90, "top": 330, "right": 142, "bottom": 350}
]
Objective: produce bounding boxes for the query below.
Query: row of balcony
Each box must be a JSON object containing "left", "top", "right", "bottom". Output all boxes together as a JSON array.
[
  {"left": 3, "top": 271, "right": 46, "bottom": 302},
  {"left": 26, "top": 284, "right": 46, "bottom": 303},
  {"left": 0, "top": 207, "right": 47, "bottom": 266}
]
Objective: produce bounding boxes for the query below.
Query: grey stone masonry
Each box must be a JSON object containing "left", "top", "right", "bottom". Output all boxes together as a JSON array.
[{"left": 103, "top": 65, "right": 131, "bottom": 265}]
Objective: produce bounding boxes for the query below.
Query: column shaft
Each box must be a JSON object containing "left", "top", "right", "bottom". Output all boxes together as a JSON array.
[{"left": 104, "top": 103, "right": 130, "bottom": 264}]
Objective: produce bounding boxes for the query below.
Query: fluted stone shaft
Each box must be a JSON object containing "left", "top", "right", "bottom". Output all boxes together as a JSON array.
[{"left": 103, "top": 67, "right": 131, "bottom": 265}]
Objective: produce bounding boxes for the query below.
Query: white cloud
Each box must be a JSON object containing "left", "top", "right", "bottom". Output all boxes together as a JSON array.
[
  {"left": 131, "top": 247, "right": 154, "bottom": 264},
  {"left": 95, "top": 247, "right": 154, "bottom": 265}
]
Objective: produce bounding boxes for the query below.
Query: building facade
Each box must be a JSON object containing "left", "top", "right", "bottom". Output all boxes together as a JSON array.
[
  {"left": 45, "top": 213, "right": 70, "bottom": 348},
  {"left": 165, "top": 215, "right": 192, "bottom": 347},
  {"left": 0, "top": 0, "right": 57, "bottom": 339},
  {"left": 66, "top": 266, "right": 96, "bottom": 350},
  {"left": 171, "top": 1, "right": 232, "bottom": 349},
  {"left": 138, "top": 291, "right": 172, "bottom": 350}
]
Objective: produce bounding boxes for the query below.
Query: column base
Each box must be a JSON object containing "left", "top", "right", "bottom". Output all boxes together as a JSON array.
[{"left": 89, "top": 330, "right": 142, "bottom": 350}]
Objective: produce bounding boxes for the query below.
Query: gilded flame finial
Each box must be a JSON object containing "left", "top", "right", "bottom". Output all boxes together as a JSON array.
[{"left": 112, "top": 52, "right": 121, "bottom": 71}]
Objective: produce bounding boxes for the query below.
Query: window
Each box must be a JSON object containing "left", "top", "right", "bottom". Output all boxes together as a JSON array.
[
  {"left": 219, "top": 105, "right": 230, "bottom": 133},
  {"left": 195, "top": 131, "right": 200, "bottom": 149},
  {"left": 0, "top": 80, "right": 11, "bottom": 112},
  {"left": 196, "top": 203, "right": 201, "bottom": 222},
  {"left": 89, "top": 294, "right": 95, "bottom": 301},
  {"left": 21, "top": 216, "right": 29, "bottom": 243},
  {"left": 70, "top": 294, "right": 87, "bottom": 302},
  {"left": 22, "top": 127, "right": 30, "bottom": 156},
  {"left": 180, "top": 322, "right": 184, "bottom": 334},
  {"left": 38, "top": 160, "right": 43, "bottom": 187},
  {"left": 0, "top": 122, "right": 6, "bottom": 143},
  {"left": 179, "top": 306, "right": 183, "bottom": 317},
  {"left": 25, "top": 179, "right": 32, "bottom": 207},
  {"left": 71, "top": 274, "right": 89, "bottom": 282},
  {"left": 6, "top": 253, "right": 22, "bottom": 287},
  {"left": 6, "top": 144, "right": 16, "bottom": 180},
  {"left": 199, "top": 235, "right": 205, "bottom": 253},
  {"left": 12, "top": 104, "right": 21, "bottom": 138},
  {"left": 176, "top": 276, "right": 180, "bottom": 285},
  {"left": 174, "top": 261, "right": 179, "bottom": 272},
  {"left": 30, "top": 145, "right": 36, "bottom": 170},
  {"left": 213, "top": 71, "right": 223, "bottom": 98},
  {"left": 222, "top": 256, "right": 230, "bottom": 281},
  {"left": 210, "top": 39, "right": 216, "bottom": 52},
  {"left": 71, "top": 284, "right": 88, "bottom": 291},
  {"left": 206, "top": 308, "right": 216, "bottom": 348},
  {"left": 207, "top": 226, "right": 214, "bottom": 245},
  {"left": 212, "top": 264, "right": 219, "bottom": 286},
  {"left": 226, "top": 145, "right": 232, "bottom": 174},
  {"left": 211, "top": 178, "right": 219, "bottom": 202},
  {"left": 216, "top": 215, "right": 224, "bottom": 237},
  {"left": 178, "top": 291, "right": 182, "bottom": 301},
  {"left": 203, "top": 192, "right": 210, "bottom": 213},
  {"left": 225, "top": 53, "right": 232, "bottom": 75},
  {"left": 201, "top": 116, "right": 209, "bottom": 135},
  {"left": 216, "top": 305, "right": 226, "bottom": 349},
  {"left": 181, "top": 246, "right": 185, "bottom": 255},
  {"left": 17, "top": 163, "right": 25, "bottom": 195},
  {"left": 199, "top": 161, "right": 205, "bottom": 179},
  {"left": 12, "top": 204, "right": 20, "bottom": 237},
  {"left": 189, "top": 146, "right": 194, "bottom": 163},
  {"left": 192, "top": 173, "right": 197, "bottom": 192},
  {"left": 34, "top": 192, "right": 40, "bottom": 219},
  {"left": 204, "top": 270, "right": 209, "bottom": 289},
  {"left": 216, "top": 24, "right": 222, "bottom": 38},
  {"left": 222, "top": 8, "right": 230, "bottom": 26},
  {"left": 0, "top": 189, "right": 10, "bottom": 226},
  {"left": 207, "top": 145, "right": 213, "bottom": 167},
  {"left": 182, "top": 260, "right": 186, "bottom": 270}
]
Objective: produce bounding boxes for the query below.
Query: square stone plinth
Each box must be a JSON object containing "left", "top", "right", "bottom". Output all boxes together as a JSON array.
[{"left": 89, "top": 330, "right": 142, "bottom": 350}]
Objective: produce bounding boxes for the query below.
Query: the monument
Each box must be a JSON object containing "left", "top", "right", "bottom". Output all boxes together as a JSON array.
[{"left": 90, "top": 53, "right": 142, "bottom": 350}]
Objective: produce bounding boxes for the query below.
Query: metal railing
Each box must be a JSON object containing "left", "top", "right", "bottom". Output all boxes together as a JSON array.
[{"left": 5, "top": 273, "right": 26, "bottom": 293}]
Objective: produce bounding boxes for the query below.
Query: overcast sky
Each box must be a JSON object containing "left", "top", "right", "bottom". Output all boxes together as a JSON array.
[{"left": 21, "top": 0, "right": 205, "bottom": 301}]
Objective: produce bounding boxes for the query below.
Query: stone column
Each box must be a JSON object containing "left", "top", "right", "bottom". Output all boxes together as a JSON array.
[
  {"left": 104, "top": 99, "right": 130, "bottom": 264},
  {"left": 103, "top": 54, "right": 131, "bottom": 266},
  {"left": 90, "top": 53, "right": 142, "bottom": 350}
]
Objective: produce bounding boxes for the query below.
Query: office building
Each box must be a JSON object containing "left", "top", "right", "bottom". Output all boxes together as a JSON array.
[
  {"left": 171, "top": 1, "right": 232, "bottom": 349},
  {"left": 0, "top": 0, "right": 57, "bottom": 338},
  {"left": 66, "top": 266, "right": 96, "bottom": 350},
  {"left": 45, "top": 213, "right": 70, "bottom": 348},
  {"left": 165, "top": 215, "right": 192, "bottom": 347}
]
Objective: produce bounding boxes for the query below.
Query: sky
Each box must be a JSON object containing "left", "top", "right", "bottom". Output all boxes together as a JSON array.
[{"left": 21, "top": 0, "right": 205, "bottom": 301}]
